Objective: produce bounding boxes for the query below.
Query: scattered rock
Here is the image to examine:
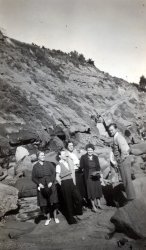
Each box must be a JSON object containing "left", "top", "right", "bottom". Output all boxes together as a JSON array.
[
  {"left": 7, "top": 166, "right": 15, "bottom": 177},
  {"left": 0, "top": 136, "right": 11, "bottom": 157},
  {"left": 99, "top": 157, "right": 109, "bottom": 171},
  {"left": 111, "top": 199, "right": 146, "bottom": 239},
  {"left": 45, "top": 151, "right": 58, "bottom": 165},
  {"left": 14, "top": 155, "right": 34, "bottom": 177},
  {"left": 15, "top": 177, "right": 37, "bottom": 198},
  {"left": 16, "top": 197, "right": 39, "bottom": 222},
  {"left": 0, "top": 168, "right": 8, "bottom": 181},
  {"left": 96, "top": 122, "right": 109, "bottom": 137},
  {"left": 130, "top": 141, "right": 146, "bottom": 156},
  {"left": 0, "top": 183, "right": 18, "bottom": 218},
  {"left": 131, "top": 155, "right": 145, "bottom": 178},
  {"left": 9, "top": 130, "right": 38, "bottom": 146},
  {"left": 133, "top": 177, "right": 146, "bottom": 205},
  {"left": 5, "top": 220, "right": 35, "bottom": 239},
  {"left": 15, "top": 146, "right": 29, "bottom": 162},
  {"left": 49, "top": 136, "right": 64, "bottom": 152},
  {"left": 0, "top": 166, "right": 3, "bottom": 176},
  {"left": 2, "top": 175, "right": 17, "bottom": 186}
]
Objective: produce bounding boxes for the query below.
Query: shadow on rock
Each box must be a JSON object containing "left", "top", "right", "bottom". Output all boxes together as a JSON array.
[{"left": 102, "top": 183, "right": 127, "bottom": 208}]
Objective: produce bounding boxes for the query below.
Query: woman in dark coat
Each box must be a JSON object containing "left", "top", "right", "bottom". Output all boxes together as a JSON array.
[
  {"left": 80, "top": 143, "right": 102, "bottom": 212},
  {"left": 32, "top": 151, "right": 59, "bottom": 225}
]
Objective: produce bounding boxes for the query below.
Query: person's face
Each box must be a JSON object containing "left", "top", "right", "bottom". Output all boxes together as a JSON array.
[
  {"left": 67, "top": 142, "right": 74, "bottom": 152},
  {"left": 87, "top": 148, "right": 94, "bottom": 156},
  {"left": 59, "top": 151, "right": 67, "bottom": 161},
  {"left": 38, "top": 152, "right": 45, "bottom": 162},
  {"left": 109, "top": 126, "right": 117, "bottom": 137}
]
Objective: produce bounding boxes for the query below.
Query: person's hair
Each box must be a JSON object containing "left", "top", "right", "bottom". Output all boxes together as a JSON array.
[
  {"left": 36, "top": 151, "right": 44, "bottom": 159},
  {"left": 65, "top": 140, "right": 74, "bottom": 149},
  {"left": 85, "top": 143, "right": 95, "bottom": 151},
  {"left": 108, "top": 123, "right": 117, "bottom": 129},
  {"left": 124, "top": 129, "right": 131, "bottom": 137},
  {"left": 56, "top": 148, "right": 66, "bottom": 161}
]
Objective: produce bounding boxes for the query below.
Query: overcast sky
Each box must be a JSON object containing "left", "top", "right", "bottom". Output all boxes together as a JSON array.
[{"left": 0, "top": 0, "right": 146, "bottom": 83}]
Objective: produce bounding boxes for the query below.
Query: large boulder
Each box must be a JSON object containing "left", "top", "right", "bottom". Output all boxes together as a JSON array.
[
  {"left": 133, "top": 177, "right": 146, "bottom": 205},
  {"left": 0, "top": 167, "right": 8, "bottom": 181},
  {"left": 45, "top": 151, "right": 58, "bottom": 165},
  {"left": 15, "top": 146, "right": 29, "bottom": 162},
  {"left": 14, "top": 155, "right": 34, "bottom": 177},
  {"left": 9, "top": 129, "right": 38, "bottom": 146},
  {"left": 0, "top": 166, "right": 3, "bottom": 176},
  {"left": 0, "top": 135, "right": 11, "bottom": 157},
  {"left": 111, "top": 199, "right": 146, "bottom": 239},
  {"left": 131, "top": 155, "right": 145, "bottom": 178},
  {"left": 99, "top": 157, "right": 109, "bottom": 171},
  {"left": 1, "top": 220, "right": 35, "bottom": 239},
  {"left": 130, "top": 141, "right": 146, "bottom": 156},
  {"left": 0, "top": 183, "right": 18, "bottom": 217},
  {"left": 49, "top": 136, "right": 64, "bottom": 152},
  {"left": 15, "top": 177, "right": 37, "bottom": 198},
  {"left": 16, "top": 197, "right": 39, "bottom": 222},
  {"left": 96, "top": 122, "right": 109, "bottom": 137}
]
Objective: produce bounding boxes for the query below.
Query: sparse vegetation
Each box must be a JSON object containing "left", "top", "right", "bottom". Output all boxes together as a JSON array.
[
  {"left": 69, "top": 50, "right": 86, "bottom": 66},
  {"left": 139, "top": 75, "right": 146, "bottom": 91},
  {"left": 87, "top": 58, "right": 95, "bottom": 66},
  {"left": 0, "top": 31, "right": 145, "bottom": 155}
]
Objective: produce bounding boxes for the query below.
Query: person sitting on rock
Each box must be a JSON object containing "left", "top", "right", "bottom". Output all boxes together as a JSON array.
[
  {"left": 56, "top": 148, "right": 82, "bottom": 225},
  {"left": 32, "top": 151, "right": 59, "bottom": 225}
]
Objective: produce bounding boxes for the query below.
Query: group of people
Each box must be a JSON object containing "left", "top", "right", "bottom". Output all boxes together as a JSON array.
[
  {"left": 32, "top": 123, "right": 136, "bottom": 226},
  {"left": 32, "top": 142, "right": 103, "bottom": 225}
]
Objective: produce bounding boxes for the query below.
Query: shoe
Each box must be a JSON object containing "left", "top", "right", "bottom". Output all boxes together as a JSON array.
[
  {"left": 68, "top": 218, "right": 78, "bottom": 225},
  {"left": 97, "top": 206, "right": 103, "bottom": 210},
  {"left": 128, "top": 199, "right": 134, "bottom": 202},
  {"left": 44, "top": 218, "right": 51, "bottom": 226},
  {"left": 54, "top": 218, "right": 60, "bottom": 224},
  {"left": 91, "top": 208, "right": 97, "bottom": 213},
  {"left": 75, "top": 216, "right": 81, "bottom": 221},
  {"left": 82, "top": 206, "right": 87, "bottom": 212}
]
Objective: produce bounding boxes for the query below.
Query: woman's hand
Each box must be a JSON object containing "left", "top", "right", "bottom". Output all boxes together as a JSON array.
[
  {"left": 91, "top": 171, "right": 100, "bottom": 176},
  {"left": 56, "top": 173, "right": 61, "bottom": 185},
  {"left": 57, "top": 179, "right": 61, "bottom": 185},
  {"left": 48, "top": 182, "right": 52, "bottom": 188},
  {"left": 39, "top": 183, "right": 44, "bottom": 189}
]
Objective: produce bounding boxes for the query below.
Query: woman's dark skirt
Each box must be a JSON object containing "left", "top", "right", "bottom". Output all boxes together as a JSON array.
[
  {"left": 87, "top": 178, "right": 102, "bottom": 200},
  {"left": 75, "top": 170, "right": 86, "bottom": 199}
]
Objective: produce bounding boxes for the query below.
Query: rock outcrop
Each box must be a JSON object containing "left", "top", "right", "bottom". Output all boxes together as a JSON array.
[
  {"left": 15, "top": 177, "right": 37, "bottom": 198},
  {"left": 134, "top": 177, "right": 146, "bottom": 205},
  {"left": 0, "top": 31, "right": 146, "bottom": 245},
  {"left": 0, "top": 31, "right": 145, "bottom": 162},
  {"left": 111, "top": 199, "right": 146, "bottom": 239},
  {"left": 130, "top": 141, "right": 146, "bottom": 156},
  {"left": 0, "top": 183, "right": 18, "bottom": 217}
]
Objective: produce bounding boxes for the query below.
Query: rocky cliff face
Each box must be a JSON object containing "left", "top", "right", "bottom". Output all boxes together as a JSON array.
[
  {"left": 0, "top": 31, "right": 146, "bottom": 158},
  {"left": 1, "top": 32, "right": 146, "bottom": 247}
]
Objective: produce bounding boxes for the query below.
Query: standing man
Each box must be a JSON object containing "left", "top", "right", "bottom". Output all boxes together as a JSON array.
[{"left": 108, "top": 123, "right": 135, "bottom": 202}]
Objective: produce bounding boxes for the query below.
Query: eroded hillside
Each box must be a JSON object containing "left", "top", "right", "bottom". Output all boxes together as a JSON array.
[{"left": 0, "top": 31, "right": 146, "bottom": 155}]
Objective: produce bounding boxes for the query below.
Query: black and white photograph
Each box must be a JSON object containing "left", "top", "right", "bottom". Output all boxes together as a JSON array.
[{"left": 0, "top": 0, "right": 146, "bottom": 249}]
